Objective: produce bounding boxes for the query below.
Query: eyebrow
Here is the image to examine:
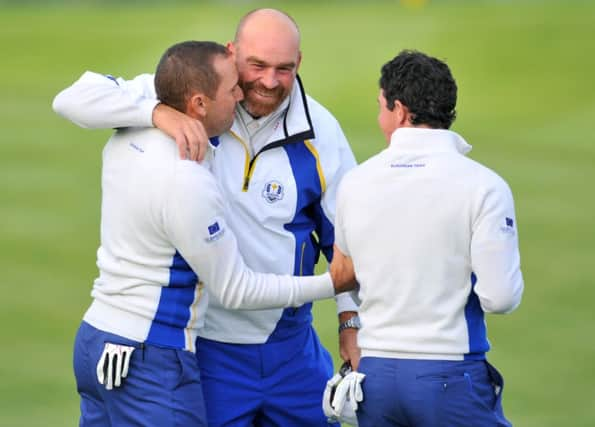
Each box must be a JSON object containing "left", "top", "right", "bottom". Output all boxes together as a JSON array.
[{"left": 246, "top": 56, "right": 296, "bottom": 69}]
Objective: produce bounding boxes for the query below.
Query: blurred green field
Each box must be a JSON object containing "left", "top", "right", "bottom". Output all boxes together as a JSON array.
[{"left": 1, "top": 1, "right": 594, "bottom": 426}]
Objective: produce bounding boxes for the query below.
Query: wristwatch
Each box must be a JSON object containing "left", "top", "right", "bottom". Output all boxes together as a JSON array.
[{"left": 338, "top": 315, "right": 361, "bottom": 333}]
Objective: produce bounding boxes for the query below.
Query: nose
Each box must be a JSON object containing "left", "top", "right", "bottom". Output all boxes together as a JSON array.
[{"left": 260, "top": 68, "right": 279, "bottom": 89}]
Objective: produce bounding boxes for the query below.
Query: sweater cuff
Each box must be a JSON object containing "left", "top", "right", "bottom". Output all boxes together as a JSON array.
[
  {"left": 297, "top": 272, "right": 335, "bottom": 304},
  {"left": 139, "top": 98, "right": 161, "bottom": 128},
  {"left": 335, "top": 290, "right": 359, "bottom": 314}
]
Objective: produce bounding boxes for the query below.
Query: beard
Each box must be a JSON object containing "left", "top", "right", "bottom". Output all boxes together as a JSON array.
[{"left": 239, "top": 80, "right": 290, "bottom": 118}]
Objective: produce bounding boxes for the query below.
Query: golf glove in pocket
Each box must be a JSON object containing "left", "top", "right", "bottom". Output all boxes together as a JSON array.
[{"left": 96, "top": 342, "right": 135, "bottom": 390}]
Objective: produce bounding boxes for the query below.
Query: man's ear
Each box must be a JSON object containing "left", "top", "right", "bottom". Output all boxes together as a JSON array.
[
  {"left": 187, "top": 93, "right": 207, "bottom": 120},
  {"left": 394, "top": 100, "right": 412, "bottom": 126}
]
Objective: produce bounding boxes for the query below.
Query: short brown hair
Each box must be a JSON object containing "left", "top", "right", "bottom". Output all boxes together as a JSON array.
[{"left": 155, "top": 41, "right": 229, "bottom": 113}]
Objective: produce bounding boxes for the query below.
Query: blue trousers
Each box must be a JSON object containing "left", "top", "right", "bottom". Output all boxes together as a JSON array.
[
  {"left": 196, "top": 326, "right": 339, "bottom": 427},
  {"left": 357, "top": 357, "right": 512, "bottom": 427},
  {"left": 73, "top": 321, "right": 206, "bottom": 427}
]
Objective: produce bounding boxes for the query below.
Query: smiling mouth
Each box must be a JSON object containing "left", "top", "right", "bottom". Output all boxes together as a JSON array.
[{"left": 253, "top": 90, "right": 276, "bottom": 98}]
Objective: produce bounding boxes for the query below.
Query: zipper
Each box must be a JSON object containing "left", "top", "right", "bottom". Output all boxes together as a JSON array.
[
  {"left": 243, "top": 157, "right": 258, "bottom": 191},
  {"left": 299, "top": 241, "right": 306, "bottom": 276},
  {"left": 292, "top": 241, "right": 307, "bottom": 316},
  {"left": 229, "top": 130, "right": 297, "bottom": 191},
  {"left": 229, "top": 131, "right": 253, "bottom": 192}
]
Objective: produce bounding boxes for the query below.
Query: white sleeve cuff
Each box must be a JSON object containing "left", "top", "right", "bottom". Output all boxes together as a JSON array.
[
  {"left": 335, "top": 290, "right": 359, "bottom": 314},
  {"left": 296, "top": 272, "right": 335, "bottom": 305},
  {"left": 138, "top": 98, "right": 161, "bottom": 128}
]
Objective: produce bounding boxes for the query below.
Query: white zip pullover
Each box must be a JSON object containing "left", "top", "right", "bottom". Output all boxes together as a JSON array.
[
  {"left": 84, "top": 127, "right": 335, "bottom": 353},
  {"left": 335, "top": 128, "right": 524, "bottom": 360}
]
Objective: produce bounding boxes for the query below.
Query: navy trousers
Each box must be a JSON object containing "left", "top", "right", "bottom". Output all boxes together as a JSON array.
[
  {"left": 196, "top": 326, "right": 339, "bottom": 427},
  {"left": 73, "top": 321, "right": 206, "bottom": 427},
  {"left": 357, "top": 357, "right": 512, "bottom": 427}
]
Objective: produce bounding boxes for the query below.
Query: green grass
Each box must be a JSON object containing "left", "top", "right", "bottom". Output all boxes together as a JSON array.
[{"left": 1, "top": 1, "right": 594, "bottom": 425}]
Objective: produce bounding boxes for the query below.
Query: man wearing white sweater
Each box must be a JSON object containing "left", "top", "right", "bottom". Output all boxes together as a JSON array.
[
  {"left": 65, "top": 40, "right": 355, "bottom": 427},
  {"left": 332, "top": 50, "right": 524, "bottom": 426},
  {"left": 53, "top": 9, "right": 359, "bottom": 427}
]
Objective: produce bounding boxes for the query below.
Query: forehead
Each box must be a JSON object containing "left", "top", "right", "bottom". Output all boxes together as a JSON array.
[{"left": 236, "top": 25, "right": 299, "bottom": 64}]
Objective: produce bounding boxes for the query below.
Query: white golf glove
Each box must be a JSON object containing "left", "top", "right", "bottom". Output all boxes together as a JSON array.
[
  {"left": 332, "top": 371, "right": 365, "bottom": 423},
  {"left": 322, "top": 363, "right": 365, "bottom": 426},
  {"left": 323, "top": 371, "right": 344, "bottom": 421},
  {"left": 96, "top": 342, "right": 135, "bottom": 390}
]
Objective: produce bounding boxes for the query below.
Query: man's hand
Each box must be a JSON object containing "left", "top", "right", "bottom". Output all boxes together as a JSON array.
[
  {"left": 96, "top": 343, "right": 135, "bottom": 390},
  {"left": 339, "top": 312, "right": 361, "bottom": 371},
  {"left": 152, "top": 103, "right": 209, "bottom": 162},
  {"left": 330, "top": 244, "right": 357, "bottom": 293}
]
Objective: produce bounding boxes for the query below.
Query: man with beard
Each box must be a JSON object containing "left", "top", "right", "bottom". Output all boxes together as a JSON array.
[
  {"left": 64, "top": 39, "right": 356, "bottom": 427},
  {"left": 53, "top": 8, "right": 359, "bottom": 427}
]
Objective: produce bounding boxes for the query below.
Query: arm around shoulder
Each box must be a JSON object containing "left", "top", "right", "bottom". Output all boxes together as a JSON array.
[
  {"left": 164, "top": 164, "right": 336, "bottom": 310},
  {"left": 52, "top": 71, "right": 157, "bottom": 129}
]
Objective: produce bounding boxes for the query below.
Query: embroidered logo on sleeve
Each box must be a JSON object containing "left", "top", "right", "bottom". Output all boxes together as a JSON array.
[
  {"left": 500, "top": 217, "right": 516, "bottom": 236},
  {"left": 129, "top": 142, "right": 145, "bottom": 153},
  {"left": 205, "top": 220, "right": 225, "bottom": 242},
  {"left": 208, "top": 222, "right": 220, "bottom": 234},
  {"left": 262, "top": 181, "right": 284, "bottom": 203}
]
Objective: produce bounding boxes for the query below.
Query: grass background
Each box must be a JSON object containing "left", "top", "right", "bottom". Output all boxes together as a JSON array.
[{"left": 1, "top": 1, "right": 594, "bottom": 425}]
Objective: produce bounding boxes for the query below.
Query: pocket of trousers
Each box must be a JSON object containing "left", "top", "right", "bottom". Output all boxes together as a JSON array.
[
  {"left": 417, "top": 367, "right": 496, "bottom": 412},
  {"left": 173, "top": 349, "right": 202, "bottom": 388}
]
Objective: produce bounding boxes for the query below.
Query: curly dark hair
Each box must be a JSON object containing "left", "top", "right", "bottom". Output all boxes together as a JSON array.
[{"left": 379, "top": 50, "right": 457, "bottom": 129}]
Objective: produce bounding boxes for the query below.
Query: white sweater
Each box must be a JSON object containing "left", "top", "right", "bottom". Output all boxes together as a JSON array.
[
  {"left": 335, "top": 128, "right": 524, "bottom": 360},
  {"left": 82, "top": 127, "right": 334, "bottom": 353},
  {"left": 53, "top": 71, "right": 357, "bottom": 343}
]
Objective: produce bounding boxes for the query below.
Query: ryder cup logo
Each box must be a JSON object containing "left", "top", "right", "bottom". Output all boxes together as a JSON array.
[{"left": 262, "top": 180, "right": 284, "bottom": 203}]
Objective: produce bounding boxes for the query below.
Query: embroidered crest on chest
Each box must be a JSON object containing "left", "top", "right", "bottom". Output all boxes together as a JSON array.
[{"left": 262, "top": 180, "right": 285, "bottom": 203}]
